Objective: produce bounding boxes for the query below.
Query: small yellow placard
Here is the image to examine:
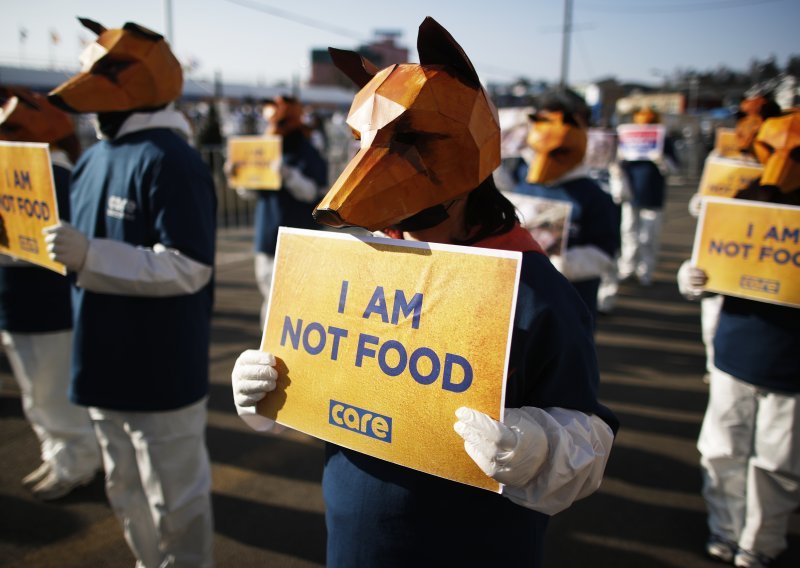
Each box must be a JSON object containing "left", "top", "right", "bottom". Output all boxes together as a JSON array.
[
  {"left": 257, "top": 227, "right": 522, "bottom": 492},
  {"left": 692, "top": 197, "right": 800, "bottom": 307},
  {"left": 698, "top": 154, "right": 763, "bottom": 199},
  {"left": 226, "top": 135, "right": 282, "bottom": 190},
  {"left": 714, "top": 127, "right": 740, "bottom": 158},
  {"left": 0, "top": 142, "right": 65, "bottom": 274}
]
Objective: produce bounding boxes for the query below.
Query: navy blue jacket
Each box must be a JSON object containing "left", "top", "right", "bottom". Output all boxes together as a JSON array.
[
  {"left": 68, "top": 127, "right": 216, "bottom": 411},
  {"left": 254, "top": 129, "right": 328, "bottom": 255},
  {"left": 322, "top": 250, "right": 617, "bottom": 567},
  {"left": 0, "top": 164, "right": 72, "bottom": 332}
]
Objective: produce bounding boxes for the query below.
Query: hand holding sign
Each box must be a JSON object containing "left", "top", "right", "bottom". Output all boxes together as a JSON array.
[
  {"left": 454, "top": 406, "right": 548, "bottom": 488},
  {"left": 232, "top": 349, "right": 278, "bottom": 408},
  {"left": 43, "top": 222, "right": 89, "bottom": 272}
]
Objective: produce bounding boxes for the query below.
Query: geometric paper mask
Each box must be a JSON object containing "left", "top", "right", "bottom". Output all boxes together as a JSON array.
[
  {"left": 48, "top": 18, "right": 183, "bottom": 113},
  {"left": 312, "top": 17, "right": 501, "bottom": 232},
  {"left": 525, "top": 110, "right": 587, "bottom": 184},
  {"left": 754, "top": 110, "right": 800, "bottom": 194},
  {"left": 0, "top": 86, "right": 74, "bottom": 144}
]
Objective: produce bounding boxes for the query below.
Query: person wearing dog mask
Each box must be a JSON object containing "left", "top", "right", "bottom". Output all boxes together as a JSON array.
[
  {"left": 677, "top": 109, "right": 800, "bottom": 567},
  {"left": 231, "top": 17, "right": 617, "bottom": 567},
  {"left": 611, "top": 107, "right": 678, "bottom": 287},
  {"left": 43, "top": 18, "right": 216, "bottom": 568},
  {"left": 512, "top": 89, "right": 620, "bottom": 326},
  {"left": 0, "top": 87, "right": 102, "bottom": 501},
  {"left": 688, "top": 91, "right": 782, "bottom": 385},
  {"left": 231, "top": 96, "right": 328, "bottom": 325}
]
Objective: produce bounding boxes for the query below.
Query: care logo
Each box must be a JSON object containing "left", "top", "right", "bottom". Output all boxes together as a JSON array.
[
  {"left": 107, "top": 195, "right": 137, "bottom": 220},
  {"left": 329, "top": 400, "right": 392, "bottom": 443}
]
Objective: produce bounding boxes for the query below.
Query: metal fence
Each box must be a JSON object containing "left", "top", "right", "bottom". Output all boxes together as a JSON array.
[{"left": 197, "top": 145, "right": 256, "bottom": 230}]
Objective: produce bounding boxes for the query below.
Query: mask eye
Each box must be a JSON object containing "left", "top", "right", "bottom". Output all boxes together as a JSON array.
[
  {"left": 393, "top": 132, "right": 418, "bottom": 146},
  {"left": 92, "top": 58, "right": 133, "bottom": 83},
  {"left": 757, "top": 141, "right": 775, "bottom": 156},
  {"left": 790, "top": 147, "right": 800, "bottom": 162}
]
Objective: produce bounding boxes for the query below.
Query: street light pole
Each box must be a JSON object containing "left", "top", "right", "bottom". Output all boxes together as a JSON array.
[
  {"left": 163, "top": 0, "right": 174, "bottom": 46},
  {"left": 560, "top": 0, "right": 573, "bottom": 88}
]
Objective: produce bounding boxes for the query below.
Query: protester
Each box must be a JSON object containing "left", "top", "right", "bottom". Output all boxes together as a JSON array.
[
  {"left": 229, "top": 96, "right": 328, "bottom": 324},
  {"left": 512, "top": 89, "right": 620, "bottom": 324},
  {"left": 44, "top": 17, "right": 216, "bottom": 567},
  {"left": 677, "top": 108, "right": 800, "bottom": 568},
  {"left": 231, "top": 17, "right": 617, "bottom": 567},
  {"left": 688, "top": 91, "right": 782, "bottom": 382},
  {"left": 611, "top": 107, "right": 678, "bottom": 286},
  {"left": 0, "top": 86, "right": 101, "bottom": 500}
]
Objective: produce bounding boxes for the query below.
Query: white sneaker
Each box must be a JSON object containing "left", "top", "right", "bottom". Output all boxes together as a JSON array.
[
  {"left": 30, "top": 469, "right": 97, "bottom": 501},
  {"left": 22, "top": 462, "right": 52, "bottom": 488},
  {"left": 706, "top": 535, "right": 736, "bottom": 563},
  {"left": 734, "top": 549, "right": 774, "bottom": 568}
]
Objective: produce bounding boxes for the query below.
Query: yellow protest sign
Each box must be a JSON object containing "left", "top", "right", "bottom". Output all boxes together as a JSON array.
[
  {"left": 698, "top": 154, "right": 763, "bottom": 198},
  {"left": 257, "top": 227, "right": 522, "bottom": 492},
  {"left": 714, "top": 127, "right": 740, "bottom": 158},
  {"left": 0, "top": 142, "right": 65, "bottom": 274},
  {"left": 226, "top": 135, "right": 282, "bottom": 190},
  {"left": 692, "top": 197, "right": 800, "bottom": 307}
]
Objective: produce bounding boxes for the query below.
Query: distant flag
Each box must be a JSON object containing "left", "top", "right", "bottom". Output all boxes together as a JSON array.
[
  {"left": 19, "top": 27, "right": 28, "bottom": 43},
  {"left": 50, "top": 29, "right": 61, "bottom": 45}
]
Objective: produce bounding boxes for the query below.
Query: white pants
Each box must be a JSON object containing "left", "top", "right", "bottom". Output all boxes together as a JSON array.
[
  {"left": 1, "top": 330, "right": 100, "bottom": 480},
  {"left": 597, "top": 256, "right": 620, "bottom": 313},
  {"left": 255, "top": 252, "right": 275, "bottom": 327},
  {"left": 700, "top": 295, "right": 723, "bottom": 374},
  {"left": 617, "top": 204, "right": 663, "bottom": 283},
  {"left": 90, "top": 399, "right": 214, "bottom": 568},
  {"left": 697, "top": 368, "right": 800, "bottom": 559}
]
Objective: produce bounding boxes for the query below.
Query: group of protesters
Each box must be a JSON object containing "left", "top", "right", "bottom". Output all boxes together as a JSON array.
[{"left": 0, "top": 13, "right": 797, "bottom": 568}]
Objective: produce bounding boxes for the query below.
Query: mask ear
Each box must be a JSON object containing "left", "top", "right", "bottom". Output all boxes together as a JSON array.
[
  {"left": 417, "top": 16, "right": 479, "bottom": 86},
  {"left": 122, "top": 22, "right": 164, "bottom": 41},
  {"left": 78, "top": 17, "right": 107, "bottom": 36},
  {"left": 328, "top": 48, "right": 379, "bottom": 88}
]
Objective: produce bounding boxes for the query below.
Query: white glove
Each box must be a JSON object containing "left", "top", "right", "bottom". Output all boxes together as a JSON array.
[
  {"left": 281, "top": 164, "right": 318, "bottom": 203},
  {"left": 236, "top": 187, "right": 257, "bottom": 201},
  {"left": 232, "top": 349, "right": 278, "bottom": 408},
  {"left": 454, "top": 406, "right": 548, "bottom": 488},
  {"left": 677, "top": 260, "right": 709, "bottom": 300},
  {"left": 608, "top": 162, "right": 631, "bottom": 204},
  {"left": 688, "top": 192, "right": 703, "bottom": 218},
  {"left": 43, "top": 222, "right": 89, "bottom": 272}
]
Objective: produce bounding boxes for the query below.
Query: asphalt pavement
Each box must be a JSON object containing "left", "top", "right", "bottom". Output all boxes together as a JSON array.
[{"left": 1, "top": 177, "right": 798, "bottom": 567}]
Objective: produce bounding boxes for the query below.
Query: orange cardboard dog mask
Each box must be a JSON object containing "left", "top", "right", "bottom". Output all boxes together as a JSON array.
[
  {"left": 0, "top": 86, "right": 74, "bottom": 144},
  {"left": 312, "top": 17, "right": 501, "bottom": 231},
  {"left": 49, "top": 18, "right": 182, "bottom": 113},
  {"left": 526, "top": 110, "right": 587, "bottom": 185},
  {"left": 754, "top": 110, "right": 800, "bottom": 193},
  {"left": 263, "top": 96, "right": 304, "bottom": 137},
  {"left": 735, "top": 95, "right": 782, "bottom": 153}
]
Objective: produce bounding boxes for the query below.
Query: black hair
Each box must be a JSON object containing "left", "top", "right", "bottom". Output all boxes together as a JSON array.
[
  {"left": 535, "top": 87, "right": 591, "bottom": 127},
  {"left": 391, "top": 175, "right": 518, "bottom": 243},
  {"left": 454, "top": 175, "right": 519, "bottom": 245}
]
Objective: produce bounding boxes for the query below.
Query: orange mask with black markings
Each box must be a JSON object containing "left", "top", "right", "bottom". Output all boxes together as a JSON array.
[
  {"left": 48, "top": 17, "right": 182, "bottom": 113},
  {"left": 754, "top": 110, "right": 800, "bottom": 193},
  {"left": 525, "top": 110, "right": 587, "bottom": 184},
  {"left": 312, "top": 17, "right": 501, "bottom": 232},
  {"left": 263, "top": 96, "right": 304, "bottom": 137},
  {"left": 735, "top": 96, "right": 781, "bottom": 153},
  {"left": 0, "top": 87, "right": 74, "bottom": 144},
  {"left": 633, "top": 108, "right": 660, "bottom": 125}
]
